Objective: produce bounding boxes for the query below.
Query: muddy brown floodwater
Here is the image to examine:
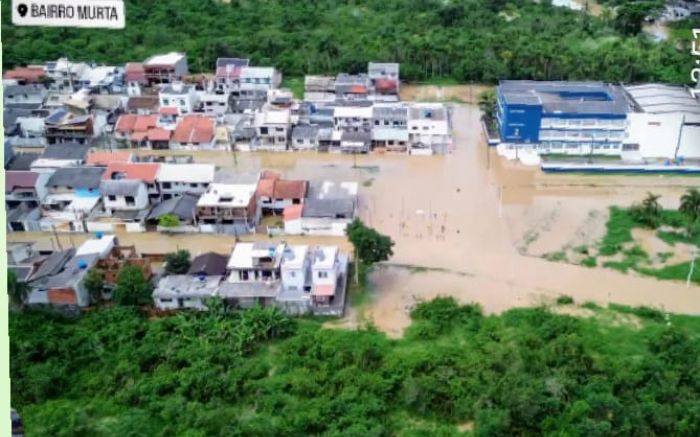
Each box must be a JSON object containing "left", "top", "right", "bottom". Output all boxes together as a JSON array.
[{"left": 11, "top": 104, "right": 700, "bottom": 338}]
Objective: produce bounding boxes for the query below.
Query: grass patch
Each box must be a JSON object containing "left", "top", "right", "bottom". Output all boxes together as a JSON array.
[
  {"left": 573, "top": 245, "right": 589, "bottom": 255},
  {"left": 281, "top": 77, "right": 304, "bottom": 99},
  {"left": 603, "top": 260, "right": 634, "bottom": 273},
  {"left": 637, "top": 262, "right": 700, "bottom": 285},
  {"left": 581, "top": 256, "right": 597, "bottom": 268},
  {"left": 608, "top": 303, "right": 665, "bottom": 323},
  {"left": 348, "top": 262, "right": 371, "bottom": 307},
  {"left": 556, "top": 295, "right": 574, "bottom": 305},
  {"left": 656, "top": 252, "right": 674, "bottom": 263},
  {"left": 582, "top": 301, "right": 601, "bottom": 311},
  {"left": 544, "top": 251, "right": 567, "bottom": 262},
  {"left": 599, "top": 207, "right": 636, "bottom": 256}
]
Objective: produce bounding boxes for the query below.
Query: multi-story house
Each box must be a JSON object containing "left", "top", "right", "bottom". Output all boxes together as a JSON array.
[
  {"left": 156, "top": 163, "right": 215, "bottom": 200},
  {"left": 253, "top": 106, "right": 291, "bottom": 151},
  {"left": 334, "top": 74, "right": 371, "bottom": 101},
  {"left": 196, "top": 182, "right": 259, "bottom": 229},
  {"left": 6, "top": 171, "right": 50, "bottom": 232},
  {"left": 159, "top": 82, "right": 199, "bottom": 115},
  {"left": 368, "top": 62, "right": 400, "bottom": 101},
  {"left": 239, "top": 67, "right": 281, "bottom": 93},
  {"left": 221, "top": 242, "right": 286, "bottom": 307},
  {"left": 45, "top": 58, "right": 88, "bottom": 92},
  {"left": 124, "top": 62, "right": 147, "bottom": 96},
  {"left": 215, "top": 57, "right": 249, "bottom": 90},
  {"left": 256, "top": 174, "right": 307, "bottom": 214},
  {"left": 407, "top": 103, "right": 452, "bottom": 155},
  {"left": 372, "top": 103, "right": 409, "bottom": 152},
  {"left": 3, "top": 84, "right": 46, "bottom": 109},
  {"left": 143, "top": 52, "right": 189, "bottom": 86},
  {"left": 100, "top": 179, "right": 150, "bottom": 215},
  {"left": 102, "top": 162, "right": 161, "bottom": 204},
  {"left": 304, "top": 76, "right": 335, "bottom": 102},
  {"left": 153, "top": 252, "right": 227, "bottom": 311},
  {"left": 170, "top": 115, "right": 216, "bottom": 150}
]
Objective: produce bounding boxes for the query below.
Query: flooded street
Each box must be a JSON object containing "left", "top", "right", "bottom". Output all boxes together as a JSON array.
[{"left": 11, "top": 104, "right": 700, "bottom": 337}]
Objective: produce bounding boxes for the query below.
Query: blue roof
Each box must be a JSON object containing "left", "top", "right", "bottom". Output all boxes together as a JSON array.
[{"left": 499, "top": 80, "right": 631, "bottom": 116}]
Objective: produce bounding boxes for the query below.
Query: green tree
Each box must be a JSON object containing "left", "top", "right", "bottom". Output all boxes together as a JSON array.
[
  {"left": 478, "top": 89, "right": 497, "bottom": 121},
  {"left": 83, "top": 269, "right": 105, "bottom": 304},
  {"left": 113, "top": 266, "right": 152, "bottom": 306},
  {"left": 613, "top": 1, "right": 664, "bottom": 36},
  {"left": 630, "top": 192, "right": 662, "bottom": 228},
  {"left": 680, "top": 188, "right": 700, "bottom": 236},
  {"left": 7, "top": 269, "right": 30, "bottom": 310},
  {"left": 164, "top": 249, "right": 191, "bottom": 275},
  {"left": 158, "top": 213, "right": 180, "bottom": 228},
  {"left": 346, "top": 219, "right": 394, "bottom": 283}
]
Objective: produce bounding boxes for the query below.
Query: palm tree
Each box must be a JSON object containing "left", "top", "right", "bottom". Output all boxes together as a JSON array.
[
  {"left": 680, "top": 188, "right": 700, "bottom": 236},
  {"left": 7, "top": 269, "right": 30, "bottom": 310},
  {"left": 641, "top": 192, "right": 661, "bottom": 219}
]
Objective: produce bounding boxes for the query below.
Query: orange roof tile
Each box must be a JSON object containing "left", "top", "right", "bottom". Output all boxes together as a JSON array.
[
  {"left": 85, "top": 151, "right": 132, "bottom": 166},
  {"left": 257, "top": 179, "right": 275, "bottom": 198},
  {"left": 350, "top": 85, "right": 368, "bottom": 94},
  {"left": 172, "top": 115, "right": 214, "bottom": 144},
  {"left": 273, "top": 180, "right": 307, "bottom": 199},
  {"left": 260, "top": 170, "right": 281, "bottom": 180},
  {"left": 4, "top": 67, "right": 45, "bottom": 82},
  {"left": 133, "top": 115, "right": 158, "bottom": 132},
  {"left": 103, "top": 162, "right": 160, "bottom": 183},
  {"left": 312, "top": 284, "right": 335, "bottom": 296},
  {"left": 147, "top": 128, "right": 171, "bottom": 142},
  {"left": 159, "top": 107, "right": 179, "bottom": 115},
  {"left": 283, "top": 204, "right": 303, "bottom": 221},
  {"left": 115, "top": 114, "right": 137, "bottom": 134}
]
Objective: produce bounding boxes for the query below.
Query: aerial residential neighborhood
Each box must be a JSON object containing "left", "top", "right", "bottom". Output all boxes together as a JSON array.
[{"left": 5, "top": 0, "right": 700, "bottom": 435}]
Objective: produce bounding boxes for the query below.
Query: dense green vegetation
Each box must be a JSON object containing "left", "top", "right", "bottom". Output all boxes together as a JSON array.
[
  {"left": 11, "top": 298, "right": 700, "bottom": 435},
  {"left": 1, "top": 0, "right": 695, "bottom": 84}
]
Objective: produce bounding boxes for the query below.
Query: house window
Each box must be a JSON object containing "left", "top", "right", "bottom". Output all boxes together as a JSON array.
[
  {"left": 160, "top": 298, "right": 173, "bottom": 303},
  {"left": 108, "top": 195, "right": 117, "bottom": 201},
  {"left": 290, "top": 271, "right": 296, "bottom": 278},
  {"left": 296, "top": 139, "right": 303, "bottom": 144},
  {"left": 318, "top": 271, "right": 328, "bottom": 278},
  {"left": 125, "top": 196, "right": 135, "bottom": 206},
  {"left": 292, "top": 199, "right": 301, "bottom": 205},
  {"left": 162, "top": 182, "right": 172, "bottom": 189},
  {"left": 190, "top": 183, "right": 197, "bottom": 188}
]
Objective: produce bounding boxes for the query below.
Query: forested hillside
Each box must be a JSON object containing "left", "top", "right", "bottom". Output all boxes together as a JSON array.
[
  {"left": 11, "top": 298, "right": 700, "bottom": 435},
  {"left": 1, "top": 0, "right": 694, "bottom": 84}
]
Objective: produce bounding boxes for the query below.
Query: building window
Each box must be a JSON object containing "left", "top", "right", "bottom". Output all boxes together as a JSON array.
[
  {"left": 125, "top": 196, "right": 135, "bottom": 206},
  {"left": 318, "top": 271, "right": 328, "bottom": 278},
  {"left": 160, "top": 298, "right": 173, "bottom": 303},
  {"left": 107, "top": 195, "right": 117, "bottom": 201},
  {"left": 290, "top": 271, "right": 296, "bottom": 278}
]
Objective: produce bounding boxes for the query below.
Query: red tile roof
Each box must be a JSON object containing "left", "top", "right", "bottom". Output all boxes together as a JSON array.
[
  {"left": 115, "top": 114, "right": 137, "bottom": 134},
  {"left": 257, "top": 179, "right": 307, "bottom": 200},
  {"left": 312, "top": 283, "right": 335, "bottom": 296},
  {"left": 350, "top": 85, "right": 368, "bottom": 94},
  {"left": 147, "top": 128, "right": 171, "bottom": 142},
  {"left": 375, "top": 79, "right": 397, "bottom": 93},
  {"left": 103, "top": 163, "right": 160, "bottom": 183},
  {"left": 172, "top": 115, "right": 215, "bottom": 144},
  {"left": 257, "top": 179, "right": 275, "bottom": 198},
  {"left": 85, "top": 151, "right": 132, "bottom": 166},
  {"left": 133, "top": 115, "right": 157, "bottom": 132},
  {"left": 4, "top": 67, "right": 45, "bottom": 83},
  {"left": 274, "top": 180, "right": 307, "bottom": 199},
  {"left": 159, "top": 107, "right": 179, "bottom": 116},
  {"left": 260, "top": 170, "right": 281, "bottom": 181},
  {"left": 6, "top": 171, "right": 39, "bottom": 192},
  {"left": 283, "top": 204, "right": 303, "bottom": 221},
  {"left": 127, "top": 96, "right": 158, "bottom": 111},
  {"left": 131, "top": 132, "right": 148, "bottom": 143},
  {"left": 124, "top": 63, "right": 146, "bottom": 83}
]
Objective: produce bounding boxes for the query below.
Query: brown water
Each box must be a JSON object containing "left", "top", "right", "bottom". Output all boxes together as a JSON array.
[{"left": 12, "top": 104, "right": 700, "bottom": 336}]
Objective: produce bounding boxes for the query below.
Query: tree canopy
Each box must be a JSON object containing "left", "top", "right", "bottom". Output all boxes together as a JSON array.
[
  {"left": 346, "top": 219, "right": 395, "bottom": 267},
  {"left": 9, "top": 298, "right": 700, "bottom": 435},
  {"left": 7, "top": 269, "right": 30, "bottom": 310},
  {"left": 164, "top": 249, "right": 191, "bottom": 275},
  {"left": 0, "top": 0, "right": 694, "bottom": 84},
  {"left": 113, "top": 266, "right": 152, "bottom": 306}
]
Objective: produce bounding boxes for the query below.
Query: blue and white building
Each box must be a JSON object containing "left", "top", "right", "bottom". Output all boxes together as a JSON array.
[{"left": 496, "top": 81, "right": 631, "bottom": 156}]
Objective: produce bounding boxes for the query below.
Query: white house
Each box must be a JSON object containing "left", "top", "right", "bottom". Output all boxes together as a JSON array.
[
  {"left": 283, "top": 181, "right": 358, "bottom": 237},
  {"left": 156, "top": 163, "right": 215, "bottom": 200},
  {"left": 159, "top": 83, "right": 199, "bottom": 115},
  {"left": 253, "top": 106, "right": 291, "bottom": 151},
  {"left": 407, "top": 103, "right": 451, "bottom": 155},
  {"left": 100, "top": 180, "right": 149, "bottom": 214},
  {"left": 45, "top": 58, "right": 88, "bottom": 92},
  {"left": 280, "top": 245, "right": 312, "bottom": 294},
  {"left": 239, "top": 67, "right": 282, "bottom": 92}
]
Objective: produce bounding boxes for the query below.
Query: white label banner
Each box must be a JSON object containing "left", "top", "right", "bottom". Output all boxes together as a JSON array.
[{"left": 12, "top": 0, "right": 125, "bottom": 29}]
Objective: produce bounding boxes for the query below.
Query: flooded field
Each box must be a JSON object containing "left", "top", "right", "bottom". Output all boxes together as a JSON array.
[
  {"left": 11, "top": 104, "right": 700, "bottom": 336},
  {"left": 400, "top": 84, "right": 491, "bottom": 104}
]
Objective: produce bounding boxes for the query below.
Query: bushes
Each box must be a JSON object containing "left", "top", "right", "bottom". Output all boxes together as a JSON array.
[{"left": 10, "top": 300, "right": 700, "bottom": 435}]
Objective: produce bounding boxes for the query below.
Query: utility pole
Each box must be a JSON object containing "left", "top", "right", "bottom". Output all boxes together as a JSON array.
[
  {"left": 688, "top": 250, "right": 697, "bottom": 288},
  {"left": 673, "top": 114, "right": 686, "bottom": 162},
  {"left": 52, "top": 225, "right": 63, "bottom": 251}
]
